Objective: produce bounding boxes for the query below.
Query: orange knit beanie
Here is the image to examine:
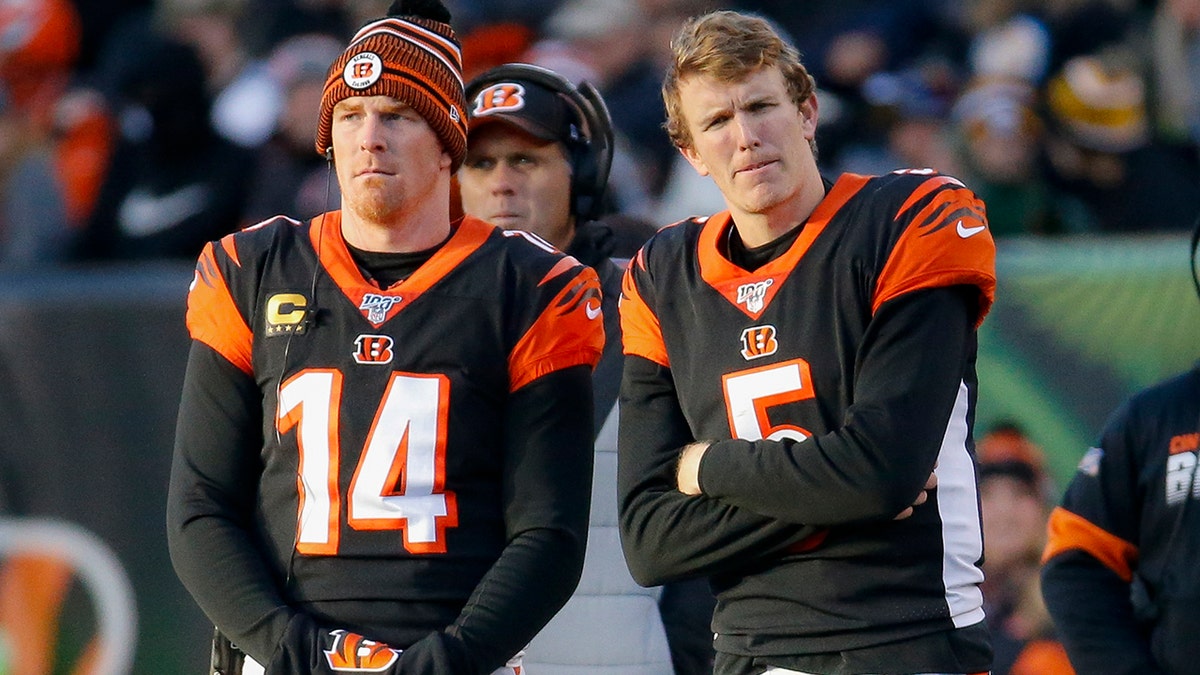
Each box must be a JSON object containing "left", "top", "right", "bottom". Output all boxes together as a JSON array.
[{"left": 316, "top": 0, "right": 466, "bottom": 170}]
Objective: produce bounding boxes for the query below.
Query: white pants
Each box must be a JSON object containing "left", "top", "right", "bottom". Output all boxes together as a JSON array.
[{"left": 243, "top": 651, "right": 524, "bottom": 674}]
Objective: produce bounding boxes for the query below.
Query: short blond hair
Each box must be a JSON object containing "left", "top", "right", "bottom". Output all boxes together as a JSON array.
[{"left": 662, "top": 11, "right": 816, "bottom": 150}]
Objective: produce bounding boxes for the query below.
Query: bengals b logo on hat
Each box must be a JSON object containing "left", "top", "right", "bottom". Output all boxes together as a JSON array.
[{"left": 472, "top": 83, "right": 527, "bottom": 117}]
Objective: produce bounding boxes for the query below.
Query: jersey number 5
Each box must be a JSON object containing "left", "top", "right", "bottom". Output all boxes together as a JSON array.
[
  {"left": 722, "top": 358, "right": 814, "bottom": 442},
  {"left": 277, "top": 369, "right": 459, "bottom": 555}
]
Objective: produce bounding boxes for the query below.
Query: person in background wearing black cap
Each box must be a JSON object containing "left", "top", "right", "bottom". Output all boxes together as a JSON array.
[
  {"left": 458, "top": 63, "right": 715, "bottom": 675},
  {"left": 165, "top": 1, "right": 605, "bottom": 672}
]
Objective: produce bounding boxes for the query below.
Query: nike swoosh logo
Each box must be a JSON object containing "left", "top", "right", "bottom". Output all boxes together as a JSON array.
[
  {"left": 956, "top": 219, "right": 986, "bottom": 238},
  {"left": 585, "top": 300, "right": 602, "bottom": 320}
]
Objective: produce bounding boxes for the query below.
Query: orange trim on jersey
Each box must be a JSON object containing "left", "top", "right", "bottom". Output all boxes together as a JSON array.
[
  {"left": 509, "top": 265, "right": 605, "bottom": 391},
  {"left": 632, "top": 247, "right": 647, "bottom": 272},
  {"left": 186, "top": 241, "right": 253, "bottom": 374},
  {"left": 903, "top": 187, "right": 987, "bottom": 234},
  {"left": 220, "top": 234, "right": 241, "bottom": 267},
  {"left": 1042, "top": 506, "right": 1138, "bottom": 582},
  {"left": 1169, "top": 432, "right": 1200, "bottom": 454},
  {"left": 619, "top": 262, "right": 669, "bottom": 367},
  {"left": 697, "top": 174, "right": 872, "bottom": 319},
  {"left": 873, "top": 180, "right": 996, "bottom": 326},
  {"left": 313, "top": 213, "right": 495, "bottom": 326},
  {"left": 894, "top": 174, "right": 964, "bottom": 217},
  {"left": 539, "top": 256, "right": 580, "bottom": 286}
]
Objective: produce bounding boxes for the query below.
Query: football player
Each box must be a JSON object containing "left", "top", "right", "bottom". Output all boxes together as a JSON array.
[
  {"left": 165, "top": 1, "right": 604, "bottom": 673},
  {"left": 617, "top": 10, "right": 996, "bottom": 675}
]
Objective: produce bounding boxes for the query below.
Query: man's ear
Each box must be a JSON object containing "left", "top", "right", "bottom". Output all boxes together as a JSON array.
[
  {"left": 679, "top": 144, "right": 710, "bottom": 177},
  {"left": 799, "top": 94, "right": 819, "bottom": 137}
]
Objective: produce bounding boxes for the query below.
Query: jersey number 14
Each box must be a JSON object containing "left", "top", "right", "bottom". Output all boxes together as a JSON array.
[{"left": 277, "top": 369, "right": 459, "bottom": 555}]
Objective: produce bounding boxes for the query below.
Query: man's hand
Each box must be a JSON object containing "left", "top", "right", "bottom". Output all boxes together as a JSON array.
[
  {"left": 893, "top": 470, "right": 938, "bottom": 520},
  {"left": 675, "top": 441, "right": 711, "bottom": 495}
]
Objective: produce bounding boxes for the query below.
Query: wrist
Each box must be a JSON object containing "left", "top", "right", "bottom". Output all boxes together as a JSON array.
[{"left": 676, "top": 441, "right": 710, "bottom": 495}]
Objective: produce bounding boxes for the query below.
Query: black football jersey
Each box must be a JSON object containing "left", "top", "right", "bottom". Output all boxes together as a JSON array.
[
  {"left": 185, "top": 212, "right": 603, "bottom": 619},
  {"left": 619, "top": 170, "right": 996, "bottom": 661}
]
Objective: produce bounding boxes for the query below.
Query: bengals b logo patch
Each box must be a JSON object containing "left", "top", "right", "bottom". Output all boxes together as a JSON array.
[
  {"left": 740, "top": 325, "right": 778, "bottom": 360},
  {"left": 353, "top": 335, "right": 394, "bottom": 364},
  {"left": 323, "top": 629, "right": 400, "bottom": 672},
  {"left": 472, "top": 83, "right": 527, "bottom": 117}
]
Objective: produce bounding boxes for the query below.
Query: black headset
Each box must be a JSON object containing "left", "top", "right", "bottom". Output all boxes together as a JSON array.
[{"left": 465, "top": 63, "right": 615, "bottom": 222}]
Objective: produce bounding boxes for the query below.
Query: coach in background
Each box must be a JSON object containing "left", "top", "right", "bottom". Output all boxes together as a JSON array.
[
  {"left": 617, "top": 10, "right": 996, "bottom": 675},
  {"left": 458, "top": 63, "right": 715, "bottom": 675},
  {"left": 1041, "top": 220, "right": 1200, "bottom": 675},
  {"left": 165, "top": 0, "right": 604, "bottom": 672}
]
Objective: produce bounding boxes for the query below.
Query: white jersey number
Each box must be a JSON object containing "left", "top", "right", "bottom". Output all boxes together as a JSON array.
[
  {"left": 277, "top": 370, "right": 457, "bottom": 555},
  {"left": 722, "top": 358, "right": 814, "bottom": 442}
]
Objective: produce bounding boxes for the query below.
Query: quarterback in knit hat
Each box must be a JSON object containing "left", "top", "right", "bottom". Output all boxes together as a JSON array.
[
  {"left": 316, "top": 0, "right": 468, "bottom": 170},
  {"left": 167, "top": 0, "right": 604, "bottom": 672}
]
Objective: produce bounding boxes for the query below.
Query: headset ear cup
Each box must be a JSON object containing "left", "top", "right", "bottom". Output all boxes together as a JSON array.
[
  {"left": 570, "top": 139, "right": 599, "bottom": 219},
  {"left": 575, "top": 81, "right": 614, "bottom": 220}
]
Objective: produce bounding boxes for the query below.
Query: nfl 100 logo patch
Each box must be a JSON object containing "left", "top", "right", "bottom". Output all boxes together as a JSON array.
[
  {"left": 359, "top": 293, "right": 402, "bottom": 325},
  {"left": 736, "top": 279, "right": 773, "bottom": 314}
]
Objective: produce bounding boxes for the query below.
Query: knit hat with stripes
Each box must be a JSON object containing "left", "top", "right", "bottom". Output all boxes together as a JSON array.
[{"left": 316, "top": 0, "right": 467, "bottom": 169}]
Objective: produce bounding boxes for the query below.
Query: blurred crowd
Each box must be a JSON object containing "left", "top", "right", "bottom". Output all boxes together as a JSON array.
[
  {"left": 0, "top": 0, "right": 1198, "bottom": 270},
  {"left": 975, "top": 422, "right": 1073, "bottom": 675}
]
